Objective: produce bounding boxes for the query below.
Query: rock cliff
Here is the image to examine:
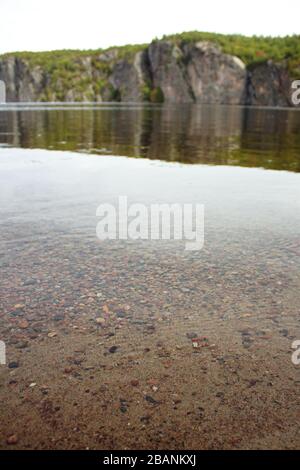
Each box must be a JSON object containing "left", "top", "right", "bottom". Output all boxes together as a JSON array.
[{"left": 0, "top": 40, "right": 295, "bottom": 106}]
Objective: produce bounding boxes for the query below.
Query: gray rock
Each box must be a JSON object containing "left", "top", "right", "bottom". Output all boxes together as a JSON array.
[
  {"left": 148, "top": 41, "right": 193, "bottom": 103},
  {"left": 185, "top": 41, "right": 247, "bottom": 104},
  {"left": 246, "top": 61, "right": 292, "bottom": 106},
  {"left": 109, "top": 50, "right": 150, "bottom": 102},
  {"left": 0, "top": 42, "right": 294, "bottom": 106}
]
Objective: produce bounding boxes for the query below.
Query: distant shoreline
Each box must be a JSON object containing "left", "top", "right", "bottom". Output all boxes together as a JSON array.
[{"left": 0, "top": 31, "right": 299, "bottom": 106}]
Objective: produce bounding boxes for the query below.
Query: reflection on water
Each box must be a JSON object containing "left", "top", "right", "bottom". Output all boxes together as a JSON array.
[{"left": 0, "top": 104, "right": 300, "bottom": 172}]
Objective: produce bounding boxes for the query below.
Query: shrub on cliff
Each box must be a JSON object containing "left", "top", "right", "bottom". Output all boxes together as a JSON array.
[{"left": 150, "top": 87, "right": 164, "bottom": 103}]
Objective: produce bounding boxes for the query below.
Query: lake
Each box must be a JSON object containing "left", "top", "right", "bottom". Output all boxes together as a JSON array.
[
  {"left": 1, "top": 103, "right": 300, "bottom": 171},
  {"left": 0, "top": 103, "right": 299, "bottom": 450}
]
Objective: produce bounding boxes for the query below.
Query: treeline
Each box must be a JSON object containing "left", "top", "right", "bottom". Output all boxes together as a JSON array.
[
  {"left": 163, "top": 31, "right": 300, "bottom": 75},
  {"left": 1, "top": 31, "right": 300, "bottom": 76}
]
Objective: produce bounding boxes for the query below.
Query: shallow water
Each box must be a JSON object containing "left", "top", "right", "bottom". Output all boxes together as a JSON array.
[{"left": 0, "top": 105, "right": 299, "bottom": 450}]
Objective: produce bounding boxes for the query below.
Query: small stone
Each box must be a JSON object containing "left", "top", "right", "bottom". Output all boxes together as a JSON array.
[
  {"left": 115, "top": 310, "right": 126, "bottom": 318},
  {"left": 8, "top": 379, "right": 17, "bottom": 385},
  {"left": 145, "top": 395, "right": 160, "bottom": 405},
  {"left": 119, "top": 398, "right": 128, "bottom": 413},
  {"left": 248, "top": 379, "right": 258, "bottom": 387},
  {"left": 140, "top": 415, "right": 151, "bottom": 423},
  {"left": 6, "top": 434, "right": 18, "bottom": 445},
  {"left": 14, "top": 304, "right": 25, "bottom": 309},
  {"left": 130, "top": 379, "right": 139, "bottom": 387},
  {"left": 95, "top": 318, "right": 105, "bottom": 325},
  {"left": 8, "top": 361, "right": 19, "bottom": 369},
  {"left": 109, "top": 346, "right": 118, "bottom": 353},
  {"left": 48, "top": 332, "right": 57, "bottom": 338},
  {"left": 186, "top": 332, "right": 198, "bottom": 339},
  {"left": 279, "top": 329, "right": 289, "bottom": 337},
  {"left": 15, "top": 340, "right": 29, "bottom": 349},
  {"left": 23, "top": 279, "right": 37, "bottom": 286},
  {"left": 53, "top": 315, "right": 64, "bottom": 321},
  {"left": 19, "top": 319, "right": 29, "bottom": 329}
]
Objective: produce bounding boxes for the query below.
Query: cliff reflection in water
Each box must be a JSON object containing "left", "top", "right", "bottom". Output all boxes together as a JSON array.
[{"left": 0, "top": 104, "right": 300, "bottom": 172}]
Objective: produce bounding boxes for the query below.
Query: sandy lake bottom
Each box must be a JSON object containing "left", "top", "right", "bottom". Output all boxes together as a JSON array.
[{"left": 0, "top": 148, "right": 299, "bottom": 449}]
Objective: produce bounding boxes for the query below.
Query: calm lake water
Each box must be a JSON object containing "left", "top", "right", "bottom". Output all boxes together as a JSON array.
[{"left": 0, "top": 103, "right": 300, "bottom": 172}]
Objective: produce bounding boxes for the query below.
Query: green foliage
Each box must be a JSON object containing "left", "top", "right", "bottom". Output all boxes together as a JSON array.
[
  {"left": 108, "top": 85, "right": 121, "bottom": 101},
  {"left": 0, "top": 32, "right": 299, "bottom": 102},
  {"left": 150, "top": 87, "right": 164, "bottom": 103},
  {"left": 110, "top": 44, "right": 147, "bottom": 61},
  {"left": 141, "top": 83, "right": 151, "bottom": 101},
  {"left": 91, "top": 58, "right": 112, "bottom": 74},
  {"left": 95, "top": 79, "right": 107, "bottom": 94},
  {"left": 162, "top": 31, "right": 300, "bottom": 76}
]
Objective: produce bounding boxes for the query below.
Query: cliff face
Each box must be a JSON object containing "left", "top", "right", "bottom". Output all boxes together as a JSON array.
[
  {"left": 246, "top": 61, "right": 292, "bottom": 106},
  {"left": 0, "top": 40, "right": 294, "bottom": 106}
]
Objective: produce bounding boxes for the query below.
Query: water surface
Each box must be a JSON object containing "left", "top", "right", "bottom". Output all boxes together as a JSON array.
[
  {"left": 0, "top": 103, "right": 300, "bottom": 172},
  {"left": 0, "top": 105, "right": 300, "bottom": 450}
]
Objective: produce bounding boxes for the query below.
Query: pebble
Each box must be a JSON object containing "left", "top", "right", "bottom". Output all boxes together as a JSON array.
[
  {"left": 130, "top": 379, "right": 139, "bottom": 387},
  {"left": 115, "top": 310, "right": 126, "bottom": 318},
  {"left": 53, "top": 315, "right": 64, "bottom": 321},
  {"left": 186, "top": 332, "right": 198, "bottom": 339},
  {"left": 174, "top": 398, "right": 182, "bottom": 404},
  {"left": 145, "top": 395, "right": 160, "bottom": 405},
  {"left": 6, "top": 434, "right": 18, "bottom": 445},
  {"left": 23, "top": 279, "right": 37, "bottom": 286},
  {"left": 48, "top": 332, "right": 57, "bottom": 338},
  {"left": 15, "top": 340, "right": 29, "bottom": 349},
  {"left": 19, "top": 319, "right": 29, "bottom": 329},
  {"left": 119, "top": 398, "right": 128, "bottom": 413},
  {"left": 8, "top": 361, "right": 19, "bottom": 369}
]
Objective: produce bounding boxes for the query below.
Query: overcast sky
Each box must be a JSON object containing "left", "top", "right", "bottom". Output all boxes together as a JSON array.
[{"left": 0, "top": 0, "right": 299, "bottom": 54}]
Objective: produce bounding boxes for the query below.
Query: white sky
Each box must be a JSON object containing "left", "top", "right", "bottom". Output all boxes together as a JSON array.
[{"left": 0, "top": 0, "right": 299, "bottom": 54}]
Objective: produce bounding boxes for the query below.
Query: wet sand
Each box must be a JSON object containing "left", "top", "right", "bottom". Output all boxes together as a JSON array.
[{"left": 0, "top": 149, "right": 299, "bottom": 449}]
